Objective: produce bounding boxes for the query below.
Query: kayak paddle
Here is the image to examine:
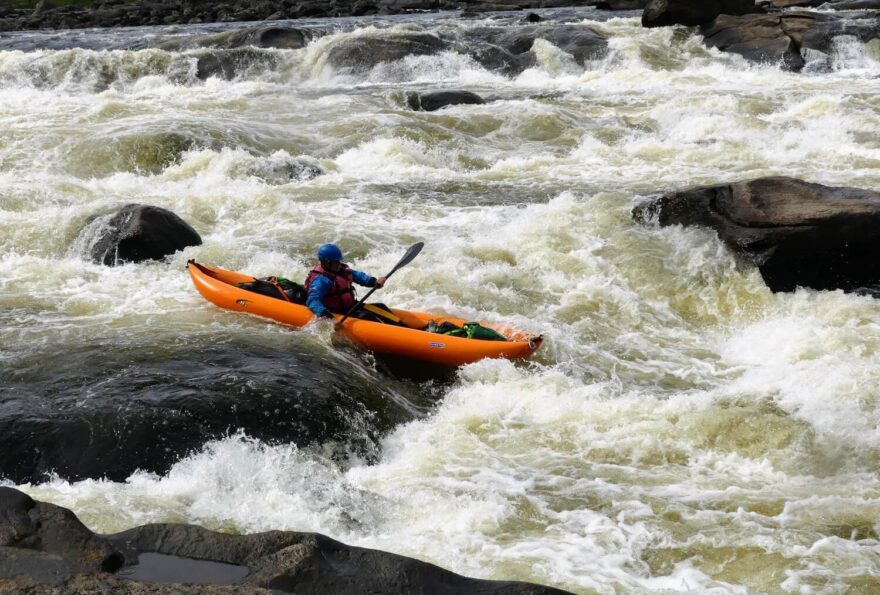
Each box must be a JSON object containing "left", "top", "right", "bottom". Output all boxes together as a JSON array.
[{"left": 336, "top": 242, "right": 424, "bottom": 327}]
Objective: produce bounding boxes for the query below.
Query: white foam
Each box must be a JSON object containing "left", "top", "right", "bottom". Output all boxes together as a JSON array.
[{"left": 4, "top": 13, "right": 880, "bottom": 594}]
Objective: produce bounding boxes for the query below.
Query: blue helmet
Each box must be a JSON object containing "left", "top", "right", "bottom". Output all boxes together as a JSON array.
[{"left": 317, "top": 243, "right": 343, "bottom": 262}]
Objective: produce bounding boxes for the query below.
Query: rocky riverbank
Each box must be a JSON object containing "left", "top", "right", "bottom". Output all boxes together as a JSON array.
[
  {"left": 3, "top": 0, "right": 877, "bottom": 76},
  {"left": 0, "top": 0, "right": 647, "bottom": 32},
  {"left": 0, "top": 487, "right": 572, "bottom": 594}
]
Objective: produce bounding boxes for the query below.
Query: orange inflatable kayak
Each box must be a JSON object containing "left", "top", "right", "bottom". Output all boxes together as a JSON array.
[{"left": 187, "top": 261, "right": 543, "bottom": 367}]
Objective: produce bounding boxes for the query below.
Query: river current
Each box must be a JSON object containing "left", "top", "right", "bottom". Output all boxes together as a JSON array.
[{"left": 2, "top": 7, "right": 880, "bottom": 593}]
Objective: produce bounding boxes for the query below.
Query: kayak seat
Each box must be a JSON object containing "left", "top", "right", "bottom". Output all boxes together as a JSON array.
[{"left": 351, "top": 303, "right": 409, "bottom": 326}]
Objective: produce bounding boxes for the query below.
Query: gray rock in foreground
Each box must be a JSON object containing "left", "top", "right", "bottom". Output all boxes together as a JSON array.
[
  {"left": 633, "top": 177, "right": 880, "bottom": 293},
  {"left": 0, "top": 487, "right": 572, "bottom": 594}
]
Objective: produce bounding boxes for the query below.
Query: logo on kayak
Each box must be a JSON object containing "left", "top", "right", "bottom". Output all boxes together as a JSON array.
[
  {"left": 236, "top": 299, "right": 250, "bottom": 309},
  {"left": 429, "top": 341, "right": 445, "bottom": 349}
]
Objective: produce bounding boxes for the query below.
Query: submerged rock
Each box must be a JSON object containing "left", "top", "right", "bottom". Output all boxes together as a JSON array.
[
  {"left": 642, "top": 0, "right": 760, "bottom": 28},
  {"left": 526, "top": 24, "right": 609, "bottom": 64},
  {"left": 0, "top": 488, "right": 573, "bottom": 594},
  {"left": 241, "top": 155, "right": 324, "bottom": 184},
  {"left": 322, "top": 24, "right": 607, "bottom": 78},
  {"left": 326, "top": 32, "right": 449, "bottom": 73},
  {"left": 406, "top": 90, "right": 486, "bottom": 111},
  {"left": 462, "top": 23, "right": 608, "bottom": 75},
  {"left": 158, "top": 26, "right": 312, "bottom": 51},
  {"left": 466, "top": 41, "right": 537, "bottom": 76},
  {"left": 82, "top": 204, "right": 201, "bottom": 266},
  {"left": 195, "top": 48, "right": 280, "bottom": 80},
  {"left": 0, "top": 337, "right": 412, "bottom": 483},
  {"left": 701, "top": 11, "right": 880, "bottom": 71},
  {"left": 633, "top": 176, "right": 880, "bottom": 293}
]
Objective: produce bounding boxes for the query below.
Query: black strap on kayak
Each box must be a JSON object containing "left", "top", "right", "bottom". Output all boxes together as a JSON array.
[{"left": 267, "top": 277, "right": 292, "bottom": 302}]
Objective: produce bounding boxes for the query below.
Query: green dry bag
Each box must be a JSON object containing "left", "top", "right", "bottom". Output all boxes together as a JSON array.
[{"left": 463, "top": 322, "right": 507, "bottom": 341}]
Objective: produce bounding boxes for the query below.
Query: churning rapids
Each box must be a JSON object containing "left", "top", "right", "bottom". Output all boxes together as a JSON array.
[{"left": 2, "top": 6, "right": 880, "bottom": 593}]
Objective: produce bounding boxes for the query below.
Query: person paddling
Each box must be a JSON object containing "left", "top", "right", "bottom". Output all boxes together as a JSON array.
[{"left": 305, "top": 243, "right": 386, "bottom": 320}]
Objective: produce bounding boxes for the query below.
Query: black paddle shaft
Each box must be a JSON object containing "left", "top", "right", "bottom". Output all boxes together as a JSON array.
[{"left": 337, "top": 242, "right": 424, "bottom": 326}]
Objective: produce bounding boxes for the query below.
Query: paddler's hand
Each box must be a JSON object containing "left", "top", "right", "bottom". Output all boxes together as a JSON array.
[{"left": 375, "top": 276, "right": 387, "bottom": 288}]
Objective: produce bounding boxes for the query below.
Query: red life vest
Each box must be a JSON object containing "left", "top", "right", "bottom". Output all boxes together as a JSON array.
[{"left": 305, "top": 263, "right": 356, "bottom": 312}]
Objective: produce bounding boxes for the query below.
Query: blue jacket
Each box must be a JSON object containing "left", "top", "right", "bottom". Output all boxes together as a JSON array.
[{"left": 306, "top": 268, "right": 376, "bottom": 317}]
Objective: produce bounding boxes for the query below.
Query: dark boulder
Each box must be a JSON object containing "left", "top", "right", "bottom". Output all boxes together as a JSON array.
[
  {"left": 633, "top": 177, "right": 880, "bottom": 293},
  {"left": 0, "top": 488, "right": 574, "bottom": 594},
  {"left": 0, "top": 335, "right": 414, "bottom": 482},
  {"left": 326, "top": 32, "right": 449, "bottom": 73},
  {"left": 406, "top": 90, "right": 486, "bottom": 111},
  {"left": 701, "top": 11, "right": 880, "bottom": 71},
  {"left": 642, "top": 0, "right": 760, "bottom": 28},
  {"left": 81, "top": 204, "right": 201, "bottom": 266}
]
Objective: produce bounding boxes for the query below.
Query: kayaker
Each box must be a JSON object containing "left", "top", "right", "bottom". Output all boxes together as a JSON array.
[{"left": 305, "top": 243, "right": 386, "bottom": 320}]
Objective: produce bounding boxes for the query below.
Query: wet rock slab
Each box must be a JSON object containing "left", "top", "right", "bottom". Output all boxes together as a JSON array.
[
  {"left": 0, "top": 487, "right": 573, "bottom": 594},
  {"left": 701, "top": 10, "right": 880, "bottom": 71},
  {"left": 633, "top": 176, "right": 880, "bottom": 293},
  {"left": 0, "top": 335, "right": 415, "bottom": 483},
  {"left": 326, "top": 31, "right": 449, "bottom": 73}
]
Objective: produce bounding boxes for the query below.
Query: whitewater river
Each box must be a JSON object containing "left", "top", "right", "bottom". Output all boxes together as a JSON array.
[{"left": 2, "top": 7, "right": 880, "bottom": 593}]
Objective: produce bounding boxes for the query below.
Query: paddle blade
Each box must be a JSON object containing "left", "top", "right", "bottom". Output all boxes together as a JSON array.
[{"left": 388, "top": 241, "right": 424, "bottom": 276}]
